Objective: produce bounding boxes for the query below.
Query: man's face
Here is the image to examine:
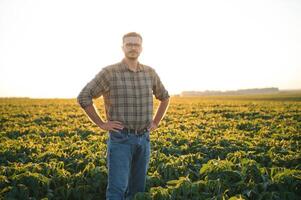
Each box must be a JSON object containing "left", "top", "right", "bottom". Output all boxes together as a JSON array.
[{"left": 122, "top": 36, "right": 142, "bottom": 60}]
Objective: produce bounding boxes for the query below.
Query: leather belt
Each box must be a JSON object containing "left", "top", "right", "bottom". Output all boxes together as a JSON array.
[{"left": 120, "top": 127, "right": 148, "bottom": 135}]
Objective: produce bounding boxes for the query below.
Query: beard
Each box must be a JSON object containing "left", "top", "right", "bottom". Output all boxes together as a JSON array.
[{"left": 125, "top": 51, "right": 140, "bottom": 60}]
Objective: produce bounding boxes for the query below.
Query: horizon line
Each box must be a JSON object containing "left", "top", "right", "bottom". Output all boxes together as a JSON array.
[{"left": 1, "top": 88, "right": 301, "bottom": 99}]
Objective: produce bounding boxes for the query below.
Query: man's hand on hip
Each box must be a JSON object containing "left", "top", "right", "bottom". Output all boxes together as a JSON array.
[
  {"left": 147, "top": 121, "right": 158, "bottom": 132},
  {"left": 99, "top": 121, "right": 124, "bottom": 132}
]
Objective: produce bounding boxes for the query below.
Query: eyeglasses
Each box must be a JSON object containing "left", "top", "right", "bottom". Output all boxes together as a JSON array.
[{"left": 125, "top": 43, "right": 141, "bottom": 48}]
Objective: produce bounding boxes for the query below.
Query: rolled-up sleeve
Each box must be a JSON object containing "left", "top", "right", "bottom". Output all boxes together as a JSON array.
[
  {"left": 77, "top": 69, "right": 110, "bottom": 108},
  {"left": 152, "top": 69, "right": 170, "bottom": 101}
]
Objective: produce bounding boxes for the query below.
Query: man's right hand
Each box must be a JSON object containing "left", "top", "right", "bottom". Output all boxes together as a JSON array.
[
  {"left": 99, "top": 121, "right": 124, "bottom": 132},
  {"left": 80, "top": 104, "right": 124, "bottom": 132}
]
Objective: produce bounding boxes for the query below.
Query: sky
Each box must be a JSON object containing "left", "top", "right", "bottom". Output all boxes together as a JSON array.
[{"left": 0, "top": 0, "right": 300, "bottom": 98}]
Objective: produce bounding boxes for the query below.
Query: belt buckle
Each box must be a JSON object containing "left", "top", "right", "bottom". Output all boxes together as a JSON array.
[{"left": 129, "top": 128, "right": 147, "bottom": 136}]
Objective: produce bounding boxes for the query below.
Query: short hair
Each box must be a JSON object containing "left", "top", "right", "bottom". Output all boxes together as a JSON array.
[{"left": 122, "top": 32, "right": 143, "bottom": 43}]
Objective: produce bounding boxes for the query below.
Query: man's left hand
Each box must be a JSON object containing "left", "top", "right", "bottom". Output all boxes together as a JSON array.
[{"left": 147, "top": 121, "right": 158, "bottom": 132}]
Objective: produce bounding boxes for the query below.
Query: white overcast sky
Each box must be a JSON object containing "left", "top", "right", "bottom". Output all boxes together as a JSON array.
[{"left": 0, "top": 0, "right": 300, "bottom": 98}]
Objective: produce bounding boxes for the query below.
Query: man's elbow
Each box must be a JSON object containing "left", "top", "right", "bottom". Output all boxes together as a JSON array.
[
  {"left": 160, "top": 97, "right": 170, "bottom": 104},
  {"left": 77, "top": 93, "right": 91, "bottom": 109},
  {"left": 77, "top": 97, "right": 84, "bottom": 109}
]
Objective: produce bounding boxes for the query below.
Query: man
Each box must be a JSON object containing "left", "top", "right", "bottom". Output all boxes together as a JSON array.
[{"left": 77, "top": 32, "right": 170, "bottom": 200}]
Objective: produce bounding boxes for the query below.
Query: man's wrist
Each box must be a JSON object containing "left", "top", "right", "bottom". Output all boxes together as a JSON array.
[{"left": 97, "top": 121, "right": 105, "bottom": 128}]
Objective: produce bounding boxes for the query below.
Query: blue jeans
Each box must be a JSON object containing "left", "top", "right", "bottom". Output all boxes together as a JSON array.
[{"left": 106, "top": 130, "right": 151, "bottom": 200}]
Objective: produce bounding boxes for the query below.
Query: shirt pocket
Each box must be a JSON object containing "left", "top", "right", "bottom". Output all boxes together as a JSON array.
[
  {"left": 111, "top": 73, "right": 135, "bottom": 97},
  {"left": 138, "top": 75, "right": 152, "bottom": 97}
]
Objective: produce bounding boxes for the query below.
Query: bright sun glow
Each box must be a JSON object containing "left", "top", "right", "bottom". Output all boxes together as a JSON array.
[{"left": 0, "top": 0, "right": 300, "bottom": 98}]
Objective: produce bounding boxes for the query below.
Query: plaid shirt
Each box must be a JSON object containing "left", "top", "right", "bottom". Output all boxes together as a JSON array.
[{"left": 77, "top": 60, "right": 170, "bottom": 130}]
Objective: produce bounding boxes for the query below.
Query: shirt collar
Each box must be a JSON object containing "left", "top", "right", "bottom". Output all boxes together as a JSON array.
[{"left": 121, "top": 59, "right": 144, "bottom": 72}]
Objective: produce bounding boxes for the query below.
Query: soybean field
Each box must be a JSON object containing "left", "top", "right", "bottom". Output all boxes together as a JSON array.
[{"left": 0, "top": 94, "right": 301, "bottom": 200}]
